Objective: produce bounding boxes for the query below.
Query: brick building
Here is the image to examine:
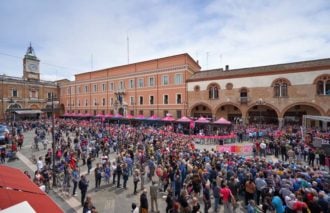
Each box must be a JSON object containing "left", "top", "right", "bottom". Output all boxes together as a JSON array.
[
  {"left": 187, "top": 58, "right": 330, "bottom": 127},
  {"left": 0, "top": 45, "right": 60, "bottom": 122},
  {"left": 60, "top": 54, "right": 200, "bottom": 118}
]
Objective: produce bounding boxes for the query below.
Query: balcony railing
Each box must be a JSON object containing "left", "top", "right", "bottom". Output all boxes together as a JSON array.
[
  {"left": 238, "top": 96, "right": 250, "bottom": 104},
  {"left": 115, "top": 88, "right": 126, "bottom": 94}
]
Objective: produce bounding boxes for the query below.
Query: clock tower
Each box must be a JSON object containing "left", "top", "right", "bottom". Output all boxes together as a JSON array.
[{"left": 23, "top": 43, "right": 40, "bottom": 81}]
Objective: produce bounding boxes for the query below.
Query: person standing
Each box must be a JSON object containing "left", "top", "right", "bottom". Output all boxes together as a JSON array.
[
  {"left": 87, "top": 154, "right": 92, "bottom": 175},
  {"left": 220, "top": 182, "right": 235, "bottom": 213},
  {"left": 203, "top": 182, "right": 211, "bottom": 213},
  {"left": 94, "top": 163, "right": 102, "bottom": 191},
  {"left": 112, "top": 161, "right": 117, "bottom": 185},
  {"left": 37, "top": 156, "right": 44, "bottom": 172},
  {"left": 308, "top": 149, "right": 315, "bottom": 167},
  {"left": 259, "top": 141, "right": 267, "bottom": 157},
  {"left": 245, "top": 179, "right": 256, "bottom": 206},
  {"left": 122, "top": 163, "right": 129, "bottom": 189},
  {"left": 116, "top": 162, "right": 122, "bottom": 188},
  {"left": 212, "top": 181, "right": 220, "bottom": 212},
  {"left": 149, "top": 180, "right": 159, "bottom": 213},
  {"left": 140, "top": 189, "right": 149, "bottom": 213},
  {"left": 133, "top": 169, "right": 140, "bottom": 194},
  {"left": 131, "top": 203, "right": 139, "bottom": 213},
  {"left": 71, "top": 167, "right": 80, "bottom": 196},
  {"left": 255, "top": 173, "right": 267, "bottom": 205},
  {"left": 79, "top": 175, "right": 89, "bottom": 206}
]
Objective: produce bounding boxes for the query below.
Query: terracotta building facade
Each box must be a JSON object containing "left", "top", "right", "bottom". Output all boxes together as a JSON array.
[
  {"left": 60, "top": 54, "right": 201, "bottom": 118},
  {"left": 0, "top": 45, "right": 60, "bottom": 122},
  {"left": 186, "top": 58, "right": 330, "bottom": 127}
]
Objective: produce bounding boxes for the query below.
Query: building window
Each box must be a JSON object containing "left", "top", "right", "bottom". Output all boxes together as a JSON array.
[
  {"left": 119, "top": 81, "right": 124, "bottom": 90},
  {"left": 85, "top": 99, "right": 88, "bottom": 106},
  {"left": 139, "top": 96, "right": 144, "bottom": 105},
  {"left": 102, "top": 98, "right": 106, "bottom": 106},
  {"left": 208, "top": 84, "right": 219, "bottom": 99},
  {"left": 163, "top": 110, "right": 168, "bottom": 117},
  {"left": 67, "top": 87, "right": 71, "bottom": 94},
  {"left": 11, "top": 89, "right": 18, "bottom": 97},
  {"left": 78, "top": 99, "right": 80, "bottom": 106},
  {"left": 130, "top": 110, "right": 134, "bottom": 116},
  {"left": 102, "top": 83, "right": 106, "bottom": 92},
  {"left": 139, "top": 110, "right": 143, "bottom": 115},
  {"left": 315, "top": 75, "right": 330, "bottom": 95},
  {"left": 110, "top": 98, "right": 114, "bottom": 105},
  {"left": 239, "top": 88, "right": 248, "bottom": 103},
  {"left": 149, "top": 96, "right": 154, "bottom": 105},
  {"left": 109, "top": 82, "right": 114, "bottom": 91},
  {"left": 129, "top": 79, "right": 135, "bottom": 89},
  {"left": 175, "top": 73, "right": 183, "bottom": 85},
  {"left": 240, "top": 88, "right": 248, "bottom": 97},
  {"left": 46, "top": 92, "right": 52, "bottom": 100},
  {"left": 226, "top": 83, "right": 233, "bottom": 90},
  {"left": 150, "top": 110, "right": 154, "bottom": 116},
  {"left": 77, "top": 86, "right": 81, "bottom": 94},
  {"left": 138, "top": 79, "right": 144, "bottom": 88},
  {"left": 176, "top": 110, "right": 182, "bottom": 118},
  {"left": 30, "top": 90, "right": 38, "bottom": 98},
  {"left": 164, "top": 95, "right": 169, "bottom": 104},
  {"left": 130, "top": 96, "right": 135, "bottom": 105},
  {"left": 85, "top": 110, "right": 88, "bottom": 114},
  {"left": 84, "top": 85, "right": 88, "bottom": 93},
  {"left": 176, "top": 94, "right": 181, "bottom": 104},
  {"left": 162, "top": 75, "right": 169, "bottom": 85},
  {"left": 272, "top": 78, "right": 290, "bottom": 97},
  {"left": 194, "top": 85, "right": 200, "bottom": 92},
  {"left": 149, "top": 77, "right": 155, "bottom": 87},
  {"left": 93, "top": 84, "right": 98, "bottom": 92}
]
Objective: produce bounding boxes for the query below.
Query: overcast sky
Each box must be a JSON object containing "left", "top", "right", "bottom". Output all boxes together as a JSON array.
[{"left": 0, "top": 0, "right": 329, "bottom": 81}]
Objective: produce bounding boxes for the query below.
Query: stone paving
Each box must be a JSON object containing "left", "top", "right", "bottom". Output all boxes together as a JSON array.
[{"left": 5, "top": 130, "right": 270, "bottom": 213}]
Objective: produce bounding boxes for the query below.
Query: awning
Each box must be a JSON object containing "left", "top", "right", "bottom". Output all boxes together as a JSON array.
[
  {"left": 0, "top": 165, "right": 63, "bottom": 213},
  {"left": 15, "top": 110, "right": 43, "bottom": 115}
]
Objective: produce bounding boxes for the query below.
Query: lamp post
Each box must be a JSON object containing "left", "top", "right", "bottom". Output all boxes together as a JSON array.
[
  {"left": 50, "top": 93, "right": 57, "bottom": 187},
  {"left": 8, "top": 98, "right": 15, "bottom": 136},
  {"left": 256, "top": 98, "right": 265, "bottom": 125}
]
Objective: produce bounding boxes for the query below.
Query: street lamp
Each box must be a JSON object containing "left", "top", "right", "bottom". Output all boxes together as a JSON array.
[
  {"left": 256, "top": 98, "right": 265, "bottom": 125},
  {"left": 49, "top": 93, "right": 57, "bottom": 187}
]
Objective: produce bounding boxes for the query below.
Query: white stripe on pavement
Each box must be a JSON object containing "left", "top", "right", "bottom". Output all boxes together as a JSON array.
[{"left": 16, "top": 151, "right": 83, "bottom": 213}]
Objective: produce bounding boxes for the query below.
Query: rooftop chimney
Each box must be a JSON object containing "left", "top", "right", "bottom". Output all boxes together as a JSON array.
[{"left": 225, "top": 65, "right": 229, "bottom": 71}]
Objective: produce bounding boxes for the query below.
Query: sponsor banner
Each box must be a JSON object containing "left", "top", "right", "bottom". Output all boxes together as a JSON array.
[{"left": 216, "top": 144, "right": 253, "bottom": 153}]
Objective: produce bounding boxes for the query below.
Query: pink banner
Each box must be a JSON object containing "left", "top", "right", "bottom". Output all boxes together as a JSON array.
[
  {"left": 216, "top": 144, "right": 253, "bottom": 153},
  {"left": 194, "top": 133, "right": 235, "bottom": 140}
]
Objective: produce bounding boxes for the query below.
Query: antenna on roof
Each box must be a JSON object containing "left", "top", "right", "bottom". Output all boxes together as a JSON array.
[
  {"left": 91, "top": 54, "right": 93, "bottom": 71},
  {"left": 127, "top": 35, "right": 130, "bottom": 64},
  {"left": 206, "top": 52, "right": 209, "bottom": 69}
]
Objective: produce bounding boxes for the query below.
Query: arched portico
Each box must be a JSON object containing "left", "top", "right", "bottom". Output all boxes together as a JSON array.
[
  {"left": 189, "top": 102, "right": 213, "bottom": 119},
  {"left": 214, "top": 103, "right": 242, "bottom": 123},
  {"left": 282, "top": 103, "right": 324, "bottom": 126},
  {"left": 30, "top": 104, "right": 39, "bottom": 109},
  {"left": 247, "top": 103, "right": 279, "bottom": 124}
]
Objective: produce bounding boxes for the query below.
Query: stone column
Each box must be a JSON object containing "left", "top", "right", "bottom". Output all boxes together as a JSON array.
[
  {"left": 322, "top": 121, "right": 327, "bottom": 131},
  {"left": 278, "top": 117, "right": 284, "bottom": 128}
]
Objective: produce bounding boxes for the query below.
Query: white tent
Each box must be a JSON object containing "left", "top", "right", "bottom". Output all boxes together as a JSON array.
[{"left": 1, "top": 201, "right": 36, "bottom": 213}]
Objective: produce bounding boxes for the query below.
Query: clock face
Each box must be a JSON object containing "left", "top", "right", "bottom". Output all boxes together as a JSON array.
[{"left": 28, "top": 63, "right": 38, "bottom": 72}]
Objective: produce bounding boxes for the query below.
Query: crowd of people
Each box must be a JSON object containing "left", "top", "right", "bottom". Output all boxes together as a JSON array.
[{"left": 1, "top": 118, "right": 329, "bottom": 213}]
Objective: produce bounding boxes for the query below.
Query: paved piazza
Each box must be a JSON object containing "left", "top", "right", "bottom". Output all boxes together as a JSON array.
[{"left": 4, "top": 129, "right": 266, "bottom": 213}]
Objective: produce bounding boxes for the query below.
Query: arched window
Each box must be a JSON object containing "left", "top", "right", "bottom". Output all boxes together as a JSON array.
[
  {"left": 314, "top": 75, "right": 330, "bottom": 95},
  {"left": 208, "top": 83, "right": 219, "bottom": 99},
  {"left": 272, "top": 78, "right": 290, "bottom": 97}
]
